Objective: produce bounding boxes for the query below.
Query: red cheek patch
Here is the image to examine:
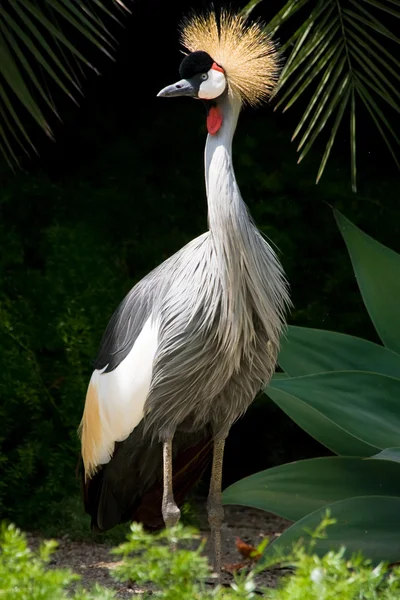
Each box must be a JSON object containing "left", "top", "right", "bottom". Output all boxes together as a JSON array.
[
  {"left": 207, "top": 106, "right": 223, "bottom": 135},
  {"left": 211, "top": 62, "right": 224, "bottom": 73}
]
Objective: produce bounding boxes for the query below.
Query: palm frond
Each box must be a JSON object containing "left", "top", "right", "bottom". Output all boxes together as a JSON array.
[
  {"left": 0, "top": 0, "right": 129, "bottom": 167},
  {"left": 243, "top": 0, "right": 400, "bottom": 191}
]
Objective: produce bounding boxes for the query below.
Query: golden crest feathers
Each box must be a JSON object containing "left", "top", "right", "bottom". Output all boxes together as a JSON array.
[{"left": 180, "top": 9, "right": 280, "bottom": 106}]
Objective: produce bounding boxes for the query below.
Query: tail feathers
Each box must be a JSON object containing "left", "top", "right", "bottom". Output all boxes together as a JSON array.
[
  {"left": 133, "top": 436, "right": 213, "bottom": 529},
  {"left": 82, "top": 435, "right": 212, "bottom": 532}
]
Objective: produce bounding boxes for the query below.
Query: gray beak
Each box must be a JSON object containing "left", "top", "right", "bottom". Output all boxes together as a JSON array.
[{"left": 157, "top": 78, "right": 197, "bottom": 98}]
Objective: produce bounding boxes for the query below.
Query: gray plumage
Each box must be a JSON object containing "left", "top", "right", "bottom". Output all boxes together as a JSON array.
[{"left": 96, "top": 96, "right": 288, "bottom": 441}]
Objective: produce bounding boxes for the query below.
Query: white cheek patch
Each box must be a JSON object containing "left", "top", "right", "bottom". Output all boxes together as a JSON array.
[{"left": 198, "top": 68, "right": 226, "bottom": 100}]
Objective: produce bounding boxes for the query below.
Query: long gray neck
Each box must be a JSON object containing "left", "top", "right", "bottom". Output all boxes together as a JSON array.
[
  {"left": 204, "top": 95, "right": 256, "bottom": 346},
  {"left": 204, "top": 95, "right": 250, "bottom": 239},
  {"left": 203, "top": 94, "right": 289, "bottom": 356}
]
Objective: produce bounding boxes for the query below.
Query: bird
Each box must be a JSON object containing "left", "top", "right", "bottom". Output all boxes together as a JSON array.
[{"left": 79, "top": 8, "right": 290, "bottom": 573}]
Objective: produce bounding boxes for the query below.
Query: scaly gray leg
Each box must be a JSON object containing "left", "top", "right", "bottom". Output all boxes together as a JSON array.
[
  {"left": 207, "top": 437, "right": 227, "bottom": 573},
  {"left": 162, "top": 439, "right": 181, "bottom": 529}
]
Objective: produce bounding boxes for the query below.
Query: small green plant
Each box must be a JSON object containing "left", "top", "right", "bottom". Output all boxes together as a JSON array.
[
  {"left": 223, "top": 209, "right": 400, "bottom": 563},
  {"left": 2, "top": 517, "right": 400, "bottom": 599},
  {"left": 0, "top": 522, "right": 114, "bottom": 599}
]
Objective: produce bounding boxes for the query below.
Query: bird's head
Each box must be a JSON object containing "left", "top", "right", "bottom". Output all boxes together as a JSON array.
[{"left": 157, "top": 9, "right": 280, "bottom": 135}]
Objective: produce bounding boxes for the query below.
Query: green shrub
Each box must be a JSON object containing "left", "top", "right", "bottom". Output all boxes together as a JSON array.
[
  {"left": 2, "top": 517, "right": 400, "bottom": 599},
  {"left": 0, "top": 522, "right": 114, "bottom": 599}
]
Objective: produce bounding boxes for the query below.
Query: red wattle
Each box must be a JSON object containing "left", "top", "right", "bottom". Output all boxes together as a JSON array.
[{"left": 207, "top": 106, "right": 223, "bottom": 135}]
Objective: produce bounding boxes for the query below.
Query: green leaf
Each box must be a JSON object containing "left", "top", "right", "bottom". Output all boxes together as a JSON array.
[
  {"left": 0, "top": 84, "right": 34, "bottom": 153},
  {"left": 46, "top": 0, "right": 115, "bottom": 55},
  {"left": 345, "top": 4, "right": 400, "bottom": 44},
  {"left": 350, "top": 87, "right": 356, "bottom": 191},
  {"left": 264, "top": 0, "right": 400, "bottom": 188},
  {"left": 263, "top": 496, "right": 400, "bottom": 563},
  {"left": 347, "top": 26, "right": 400, "bottom": 84},
  {"left": 266, "top": 384, "right": 379, "bottom": 456},
  {"left": 335, "top": 210, "right": 400, "bottom": 353},
  {"left": 264, "top": 0, "right": 314, "bottom": 37},
  {"left": 0, "top": 0, "right": 128, "bottom": 165},
  {"left": 278, "top": 9, "right": 338, "bottom": 89},
  {"left": 240, "top": 0, "right": 264, "bottom": 18},
  {"left": 0, "top": 30, "right": 49, "bottom": 133},
  {"left": 269, "top": 371, "right": 400, "bottom": 449},
  {"left": 276, "top": 34, "right": 342, "bottom": 113},
  {"left": 298, "top": 74, "right": 350, "bottom": 164},
  {"left": 355, "top": 70, "right": 400, "bottom": 114},
  {"left": 362, "top": 0, "right": 400, "bottom": 20},
  {"left": 2, "top": 10, "right": 77, "bottom": 102},
  {"left": 356, "top": 80, "right": 400, "bottom": 169},
  {"left": 271, "top": 372, "right": 289, "bottom": 380},
  {"left": 344, "top": 14, "right": 400, "bottom": 69},
  {"left": 349, "top": 40, "right": 400, "bottom": 104},
  {"left": 289, "top": 45, "right": 344, "bottom": 140},
  {"left": 373, "top": 447, "right": 400, "bottom": 463},
  {"left": 278, "top": 325, "right": 400, "bottom": 377},
  {"left": 315, "top": 83, "right": 350, "bottom": 183},
  {"left": 296, "top": 59, "right": 347, "bottom": 152},
  {"left": 222, "top": 458, "right": 400, "bottom": 523}
]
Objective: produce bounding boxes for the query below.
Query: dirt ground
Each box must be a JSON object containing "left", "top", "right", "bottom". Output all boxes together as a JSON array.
[{"left": 26, "top": 502, "right": 291, "bottom": 598}]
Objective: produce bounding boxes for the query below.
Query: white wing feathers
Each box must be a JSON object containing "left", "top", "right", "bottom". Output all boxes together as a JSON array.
[{"left": 80, "top": 316, "right": 159, "bottom": 479}]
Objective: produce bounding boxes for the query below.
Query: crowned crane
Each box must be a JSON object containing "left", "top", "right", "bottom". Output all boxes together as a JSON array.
[{"left": 79, "top": 9, "right": 290, "bottom": 573}]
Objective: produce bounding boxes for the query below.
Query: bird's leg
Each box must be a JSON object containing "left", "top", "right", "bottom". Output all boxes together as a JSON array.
[
  {"left": 162, "top": 439, "right": 181, "bottom": 529},
  {"left": 207, "top": 436, "right": 227, "bottom": 573}
]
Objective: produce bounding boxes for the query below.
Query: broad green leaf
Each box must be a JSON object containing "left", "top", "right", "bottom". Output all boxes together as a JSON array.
[
  {"left": 373, "top": 447, "right": 400, "bottom": 463},
  {"left": 335, "top": 210, "right": 400, "bottom": 354},
  {"left": 222, "top": 457, "right": 400, "bottom": 521},
  {"left": 270, "top": 371, "right": 400, "bottom": 449},
  {"left": 263, "top": 495, "right": 400, "bottom": 563},
  {"left": 271, "top": 372, "right": 289, "bottom": 380},
  {"left": 278, "top": 325, "right": 400, "bottom": 377},
  {"left": 266, "top": 384, "right": 379, "bottom": 456}
]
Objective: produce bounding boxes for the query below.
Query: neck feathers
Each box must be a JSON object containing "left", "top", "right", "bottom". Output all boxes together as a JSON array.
[
  {"left": 205, "top": 96, "right": 251, "bottom": 258},
  {"left": 204, "top": 96, "right": 289, "bottom": 359}
]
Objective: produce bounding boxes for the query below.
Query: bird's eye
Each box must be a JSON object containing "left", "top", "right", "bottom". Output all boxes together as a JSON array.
[{"left": 201, "top": 73, "right": 208, "bottom": 81}]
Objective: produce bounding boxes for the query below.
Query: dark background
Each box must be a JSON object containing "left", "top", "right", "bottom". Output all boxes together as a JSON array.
[{"left": 1, "top": 0, "right": 399, "bottom": 535}]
